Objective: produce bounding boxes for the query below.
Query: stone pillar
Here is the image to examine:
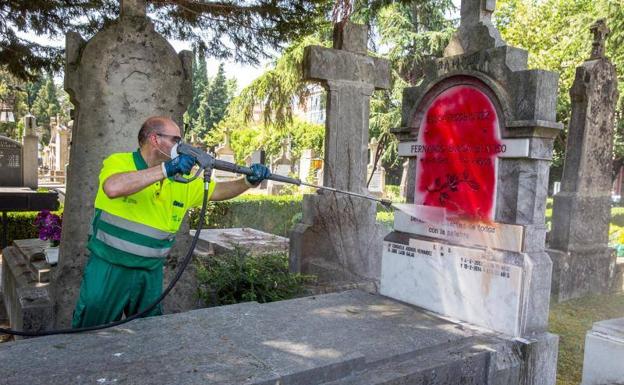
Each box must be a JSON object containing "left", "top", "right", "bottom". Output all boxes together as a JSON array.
[
  {"left": 54, "top": 0, "right": 192, "bottom": 327},
  {"left": 548, "top": 19, "right": 619, "bottom": 302},
  {"left": 214, "top": 129, "right": 236, "bottom": 181},
  {"left": 21, "top": 114, "right": 38, "bottom": 189},
  {"left": 289, "top": 22, "right": 391, "bottom": 286}
]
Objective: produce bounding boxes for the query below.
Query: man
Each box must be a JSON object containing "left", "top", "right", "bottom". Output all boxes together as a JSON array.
[{"left": 72, "top": 116, "right": 270, "bottom": 328}]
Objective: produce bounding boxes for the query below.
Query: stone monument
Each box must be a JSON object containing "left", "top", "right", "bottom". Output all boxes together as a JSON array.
[
  {"left": 290, "top": 21, "right": 390, "bottom": 286},
  {"left": 382, "top": 0, "right": 561, "bottom": 383},
  {"left": 21, "top": 114, "right": 38, "bottom": 189},
  {"left": 214, "top": 129, "right": 236, "bottom": 181},
  {"left": 267, "top": 138, "right": 293, "bottom": 195},
  {"left": 547, "top": 19, "right": 619, "bottom": 302},
  {"left": 54, "top": 0, "right": 193, "bottom": 327},
  {"left": 0, "top": 136, "right": 23, "bottom": 187}
]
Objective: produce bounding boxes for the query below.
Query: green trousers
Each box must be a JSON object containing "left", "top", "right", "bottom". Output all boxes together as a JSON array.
[{"left": 72, "top": 255, "right": 163, "bottom": 328}]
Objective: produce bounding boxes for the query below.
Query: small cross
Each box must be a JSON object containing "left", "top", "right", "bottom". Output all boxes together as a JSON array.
[
  {"left": 121, "top": 0, "right": 146, "bottom": 18},
  {"left": 589, "top": 19, "right": 610, "bottom": 60},
  {"left": 460, "top": 0, "right": 496, "bottom": 28}
]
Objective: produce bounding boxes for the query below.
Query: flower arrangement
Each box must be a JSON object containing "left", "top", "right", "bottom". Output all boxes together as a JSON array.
[{"left": 34, "top": 210, "right": 62, "bottom": 246}]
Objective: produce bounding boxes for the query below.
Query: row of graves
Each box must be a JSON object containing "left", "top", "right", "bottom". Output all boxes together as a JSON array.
[{"left": 1, "top": 1, "right": 623, "bottom": 384}]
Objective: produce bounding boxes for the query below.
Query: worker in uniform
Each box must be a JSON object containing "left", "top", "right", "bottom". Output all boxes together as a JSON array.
[{"left": 72, "top": 116, "right": 270, "bottom": 328}]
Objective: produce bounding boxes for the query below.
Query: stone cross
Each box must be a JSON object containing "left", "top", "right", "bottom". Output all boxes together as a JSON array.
[
  {"left": 303, "top": 21, "right": 390, "bottom": 193},
  {"left": 444, "top": 0, "right": 503, "bottom": 56},
  {"left": 121, "top": 0, "right": 146, "bottom": 18},
  {"left": 460, "top": 0, "right": 496, "bottom": 28},
  {"left": 590, "top": 19, "right": 610, "bottom": 60}
]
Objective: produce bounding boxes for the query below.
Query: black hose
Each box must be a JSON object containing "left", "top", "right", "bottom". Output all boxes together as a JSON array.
[{"left": 0, "top": 183, "right": 210, "bottom": 337}]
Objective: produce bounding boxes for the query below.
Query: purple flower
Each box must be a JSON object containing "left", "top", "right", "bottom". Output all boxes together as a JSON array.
[{"left": 33, "top": 210, "right": 62, "bottom": 243}]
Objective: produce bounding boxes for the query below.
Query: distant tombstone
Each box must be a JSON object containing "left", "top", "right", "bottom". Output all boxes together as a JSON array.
[
  {"left": 367, "top": 137, "right": 385, "bottom": 197},
  {"left": 299, "top": 149, "right": 314, "bottom": 187},
  {"left": 547, "top": 19, "right": 619, "bottom": 302},
  {"left": 0, "top": 136, "right": 23, "bottom": 187},
  {"left": 214, "top": 130, "right": 236, "bottom": 181},
  {"left": 54, "top": 0, "right": 193, "bottom": 327},
  {"left": 382, "top": 0, "right": 561, "bottom": 383},
  {"left": 268, "top": 138, "right": 293, "bottom": 195},
  {"left": 22, "top": 114, "right": 38, "bottom": 189}
]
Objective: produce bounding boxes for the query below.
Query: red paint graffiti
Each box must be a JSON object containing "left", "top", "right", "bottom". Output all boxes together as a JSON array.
[{"left": 414, "top": 85, "right": 501, "bottom": 220}]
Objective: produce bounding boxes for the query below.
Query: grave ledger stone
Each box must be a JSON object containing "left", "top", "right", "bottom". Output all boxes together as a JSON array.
[
  {"left": 383, "top": 0, "right": 561, "bottom": 384},
  {"left": 547, "top": 19, "right": 620, "bottom": 302},
  {"left": 54, "top": 0, "right": 193, "bottom": 327},
  {"left": 290, "top": 21, "right": 391, "bottom": 286}
]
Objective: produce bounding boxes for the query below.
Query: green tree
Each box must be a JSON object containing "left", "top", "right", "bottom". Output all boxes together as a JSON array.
[
  {"left": 0, "top": 0, "right": 332, "bottom": 80},
  {"left": 195, "top": 63, "right": 233, "bottom": 140},
  {"left": 32, "top": 74, "right": 61, "bottom": 144},
  {"left": 184, "top": 50, "right": 208, "bottom": 138}
]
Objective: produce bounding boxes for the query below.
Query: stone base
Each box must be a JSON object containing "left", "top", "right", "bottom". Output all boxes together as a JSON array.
[
  {"left": 1, "top": 244, "right": 55, "bottom": 338},
  {"left": 289, "top": 193, "right": 389, "bottom": 285},
  {"left": 581, "top": 318, "right": 624, "bottom": 385},
  {"left": 0, "top": 290, "right": 557, "bottom": 385},
  {"left": 547, "top": 247, "right": 616, "bottom": 302}
]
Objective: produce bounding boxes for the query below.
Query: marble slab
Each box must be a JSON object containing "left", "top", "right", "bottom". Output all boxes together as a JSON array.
[
  {"left": 380, "top": 235, "right": 525, "bottom": 336},
  {"left": 393, "top": 204, "right": 525, "bottom": 252},
  {"left": 398, "top": 138, "right": 530, "bottom": 158}
]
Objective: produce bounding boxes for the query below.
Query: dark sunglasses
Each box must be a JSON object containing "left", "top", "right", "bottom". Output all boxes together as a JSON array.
[{"left": 156, "top": 133, "right": 182, "bottom": 144}]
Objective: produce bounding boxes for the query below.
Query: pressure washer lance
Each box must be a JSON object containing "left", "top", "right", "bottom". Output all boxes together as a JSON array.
[
  {"left": 175, "top": 142, "right": 394, "bottom": 208},
  {"left": 0, "top": 143, "right": 393, "bottom": 337}
]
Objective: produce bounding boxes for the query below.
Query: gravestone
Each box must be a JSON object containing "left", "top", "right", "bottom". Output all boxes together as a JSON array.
[
  {"left": 298, "top": 149, "right": 315, "bottom": 183},
  {"left": 547, "top": 19, "right": 619, "bottom": 302},
  {"left": 21, "top": 114, "right": 38, "bottom": 189},
  {"left": 383, "top": 0, "right": 561, "bottom": 383},
  {"left": 214, "top": 129, "right": 236, "bottom": 181},
  {"left": 190, "top": 228, "right": 289, "bottom": 257},
  {"left": 290, "top": 22, "right": 390, "bottom": 286},
  {"left": 54, "top": 0, "right": 193, "bottom": 327},
  {"left": 268, "top": 138, "right": 293, "bottom": 195},
  {"left": 367, "top": 137, "right": 385, "bottom": 196},
  {"left": 581, "top": 317, "right": 624, "bottom": 385},
  {"left": 0, "top": 136, "right": 23, "bottom": 187}
]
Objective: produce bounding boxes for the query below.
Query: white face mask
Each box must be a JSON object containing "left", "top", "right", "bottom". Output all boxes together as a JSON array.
[
  {"left": 170, "top": 143, "right": 179, "bottom": 159},
  {"left": 155, "top": 139, "right": 179, "bottom": 159}
]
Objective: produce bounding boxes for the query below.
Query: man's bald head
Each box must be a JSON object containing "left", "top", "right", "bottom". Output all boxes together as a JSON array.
[{"left": 138, "top": 116, "right": 180, "bottom": 146}]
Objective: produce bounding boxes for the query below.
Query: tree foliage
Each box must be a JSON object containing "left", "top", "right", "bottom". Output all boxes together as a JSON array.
[
  {"left": 194, "top": 63, "right": 236, "bottom": 139},
  {"left": 494, "top": 0, "right": 624, "bottom": 170},
  {"left": 0, "top": 0, "right": 332, "bottom": 80}
]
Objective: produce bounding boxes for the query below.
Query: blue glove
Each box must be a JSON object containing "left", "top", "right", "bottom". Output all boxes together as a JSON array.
[
  {"left": 246, "top": 163, "right": 271, "bottom": 186},
  {"left": 164, "top": 154, "right": 196, "bottom": 177}
]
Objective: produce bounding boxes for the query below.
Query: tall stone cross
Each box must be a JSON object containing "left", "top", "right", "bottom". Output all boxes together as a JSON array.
[
  {"left": 444, "top": 0, "right": 503, "bottom": 56},
  {"left": 590, "top": 19, "right": 610, "bottom": 60},
  {"left": 303, "top": 22, "right": 390, "bottom": 193}
]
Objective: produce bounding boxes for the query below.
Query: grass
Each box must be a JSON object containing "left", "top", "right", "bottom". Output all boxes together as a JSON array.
[{"left": 549, "top": 292, "right": 624, "bottom": 385}]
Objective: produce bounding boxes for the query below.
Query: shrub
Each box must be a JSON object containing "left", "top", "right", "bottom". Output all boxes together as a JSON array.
[
  {"left": 195, "top": 248, "right": 315, "bottom": 306},
  {"left": 189, "top": 194, "right": 303, "bottom": 236}
]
